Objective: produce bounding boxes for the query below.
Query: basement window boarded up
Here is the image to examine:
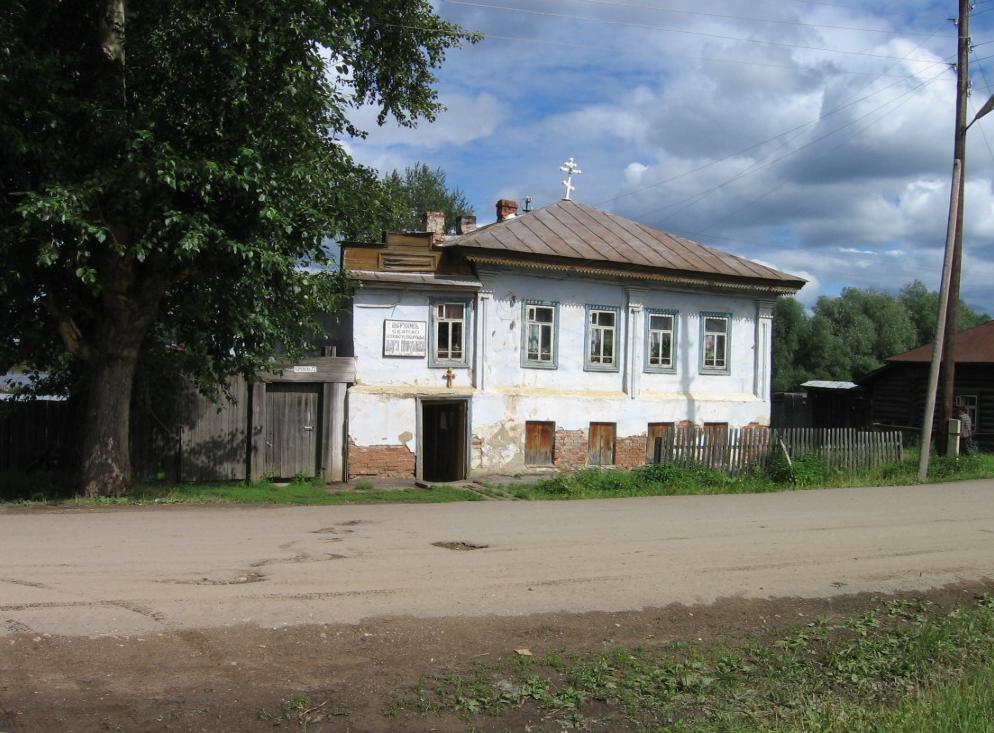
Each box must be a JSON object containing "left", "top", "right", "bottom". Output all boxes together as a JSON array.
[
  {"left": 646, "top": 422, "right": 674, "bottom": 461},
  {"left": 525, "top": 421, "right": 555, "bottom": 465},
  {"left": 588, "top": 422, "right": 616, "bottom": 466}
]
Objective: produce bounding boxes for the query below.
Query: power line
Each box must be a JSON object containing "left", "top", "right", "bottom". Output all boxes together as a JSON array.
[
  {"left": 627, "top": 67, "right": 949, "bottom": 226},
  {"left": 553, "top": 0, "right": 936, "bottom": 37},
  {"left": 594, "top": 57, "right": 951, "bottom": 208},
  {"left": 464, "top": 30, "right": 932, "bottom": 79},
  {"left": 668, "top": 70, "right": 948, "bottom": 233},
  {"left": 969, "top": 50, "right": 994, "bottom": 166},
  {"left": 593, "top": 17, "right": 951, "bottom": 209},
  {"left": 440, "top": 1, "right": 942, "bottom": 63}
]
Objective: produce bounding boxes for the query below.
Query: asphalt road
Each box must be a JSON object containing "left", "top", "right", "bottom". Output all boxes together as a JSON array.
[{"left": 2, "top": 481, "right": 993, "bottom": 637}]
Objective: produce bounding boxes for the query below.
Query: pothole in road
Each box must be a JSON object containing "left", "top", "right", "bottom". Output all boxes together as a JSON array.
[
  {"left": 171, "top": 572, "right": 267, "bottom": 586},
  {"left": 432, "top": 541, "right": 488, "bottom": 551}
]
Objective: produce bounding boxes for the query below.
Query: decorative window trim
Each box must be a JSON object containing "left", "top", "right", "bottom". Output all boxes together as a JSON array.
[
  {"left": 584, "top": 304, "right": 622, "bottom": 372},
  {"left": 520, "top": 300, "right": 560, "bottom": 370},
  {"left": 699, "top": 311, "right": 732, "bottom": 375},
  {"left": 428, "top": 295, "right": 473, "bottom": 369},
  {"left": 643, "top": 308, "right": 678, "bottom": 374}
]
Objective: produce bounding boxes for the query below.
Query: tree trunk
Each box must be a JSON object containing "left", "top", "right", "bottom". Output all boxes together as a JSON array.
[{"left": 80, "top": 348, "right": 140, "bottom": 498}]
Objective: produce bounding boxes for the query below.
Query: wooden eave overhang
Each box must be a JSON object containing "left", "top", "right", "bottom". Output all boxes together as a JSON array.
[{"left": 452, "top": 247, "right": 805, "bottom": 296}]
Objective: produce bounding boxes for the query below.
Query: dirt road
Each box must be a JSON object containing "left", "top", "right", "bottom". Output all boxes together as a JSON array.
[{"left": 2, "top": 481, "right": 993, "bottom": 637}]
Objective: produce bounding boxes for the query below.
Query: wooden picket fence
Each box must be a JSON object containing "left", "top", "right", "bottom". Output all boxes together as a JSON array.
[
  {"left": 777, "top": 427, "right": 903, "bottom": 472},
  {"left": 652, "top": 427, "right": 903, "bottom": 474}
]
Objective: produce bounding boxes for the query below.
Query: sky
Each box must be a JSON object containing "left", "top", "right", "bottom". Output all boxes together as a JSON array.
[{"left": 344, "top": 0, "right": 994, "bottom": 313}]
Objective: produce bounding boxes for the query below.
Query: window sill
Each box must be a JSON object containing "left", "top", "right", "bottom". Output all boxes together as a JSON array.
[
  {"left": 584, "top": 364, "right": 620, "bottom": 373},
  {"left": 522, "top": 362, "right": 558, "bottom": 370}
]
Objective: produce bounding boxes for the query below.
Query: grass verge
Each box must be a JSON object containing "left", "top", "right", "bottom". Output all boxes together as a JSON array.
[
  {"left": 4, "top": 452, "right": 993, "bottom": 506},
  {"left": 501, "top": 451, "right": 994, "bottom": 501},
  {"left": 0, "top": 477, "right": 482, "bottom": 506},
  {"left": 393, "top": 594, "right": 994, "bottom": 732}
]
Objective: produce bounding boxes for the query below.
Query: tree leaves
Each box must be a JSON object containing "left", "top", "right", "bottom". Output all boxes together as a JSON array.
[{"left": 773, "top": 284, "right": 992, "bottom": 391}]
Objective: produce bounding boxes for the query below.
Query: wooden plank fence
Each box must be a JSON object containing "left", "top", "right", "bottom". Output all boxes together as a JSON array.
[
  {"left": 1, "top": 356, "right": 355, "bottom": 483},
  {"left": 653, "top": 427, "right": 903, "bottom": 474}
]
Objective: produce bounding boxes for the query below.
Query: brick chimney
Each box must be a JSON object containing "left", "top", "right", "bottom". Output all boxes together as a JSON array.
[
  {"left": 456, "top": 215, "right": 477, "bottom": 234},
  {"left": 422, "top": 210, "right": 445, "bottom": 241},
  {"left": 496, "top": 199, "right": 519, "bottom": 221}
]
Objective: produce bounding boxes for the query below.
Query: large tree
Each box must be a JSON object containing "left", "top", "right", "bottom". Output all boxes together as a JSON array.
[{"left": 0, "top": 1, "right": 474, "bottom": 496}]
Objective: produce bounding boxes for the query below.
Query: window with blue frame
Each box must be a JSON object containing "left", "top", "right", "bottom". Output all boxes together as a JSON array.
[
  {"left": 700, "top": 312, "right": 731, "bottom": 375},
  {"left": 429, "top": 296, "right": 472, "bottom": 368},
  {"left": 644, "top": 309, "right": 677, "bottom": 373},
  {"left": 585, "top": 305, "right": 620, "bottom": 371},
  {"left": 521, "top": 301, "right": 559, "bottom": 369}
]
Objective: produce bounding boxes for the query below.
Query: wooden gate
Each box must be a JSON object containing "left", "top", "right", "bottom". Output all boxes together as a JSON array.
[{"left": 264, "top": 383, "right": 321, "bottom": 479}]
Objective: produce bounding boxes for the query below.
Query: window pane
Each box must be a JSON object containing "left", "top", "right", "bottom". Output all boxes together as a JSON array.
[
  {"left": 451, "top": 321, "right": 462, "bottom": 349},
  {"left": 598, "top": 311, "right": 615, "bottom": 327},
  {"left": 445, "top": 303, "right": 464, "bottom": 320},
  {"left": 437, "top": 322, "right": 450, "bottom": 359},
  {"left": 649, "top": 332, "right": 660, "bottom": 363},
  {"left": 590, "top": 329, "right": 602, "bottom": 361},
  {"left": 660, "top": 333, "right": 671, "bottom": 364},
  {"left": 535, "top": 306, "right": 553, "bottom": 323},
  {"left": 650, "top": 314, "right": 672, "bottom": 331},
  {"left": 705, "top": 317, "right": 725, "bottom": 333},
  {"left": 603, "top": 333, "right": 614, "bottom": 361},
  {"left": 705, "top": 334, "right": 716, "bottom": 365},
  {"left": 527, "top": 324, "right": 540, "bottom": 360},
  {"left": 540, "top": 325, "right": 552, "bottom": 358}
]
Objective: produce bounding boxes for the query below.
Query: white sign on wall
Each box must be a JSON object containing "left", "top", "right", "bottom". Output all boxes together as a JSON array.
[{"left": 383, "top": 319, "right": 427, "bottom": 357}]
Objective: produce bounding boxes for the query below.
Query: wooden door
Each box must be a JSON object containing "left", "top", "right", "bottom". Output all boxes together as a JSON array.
[
  {"left": 265, "top": 383, "right": 321, "bottom": 479},
  {"left": 587, "top": 422, "right": 616, "bottom": 466},
  {"left": 646, "top": 422, "right": 674, "bottom": 462},
  {"left": 525, "top": 421, "right": 555, "bottom": 465}
]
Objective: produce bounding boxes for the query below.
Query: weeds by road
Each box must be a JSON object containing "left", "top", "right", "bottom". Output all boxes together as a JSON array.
[
  {"left": 3, "top": 452, "right": 993, "bottom": 507},
  {"left": 394, "top": 594, "right": 994, "bottom": 732},
  {"left": 503, "top": 451, "right": 994, "bottom": 501}
]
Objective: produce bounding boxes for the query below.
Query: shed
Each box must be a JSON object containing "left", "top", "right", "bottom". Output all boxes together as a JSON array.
[{"left": 859, "top": 320, "right": 994, "bottom": 449}]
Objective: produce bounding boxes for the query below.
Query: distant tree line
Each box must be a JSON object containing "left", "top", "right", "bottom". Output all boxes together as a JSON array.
[{"left": 773, "top": 281, "right": 991, "bottom": 392}]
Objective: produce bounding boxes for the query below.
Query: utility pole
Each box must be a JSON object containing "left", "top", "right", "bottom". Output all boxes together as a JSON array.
[
  {"left": 938, "top": 0, "right": 970, "bottom": 455},
  {"left": 918, "top": 160, "right": 961, "bottom": 481}
]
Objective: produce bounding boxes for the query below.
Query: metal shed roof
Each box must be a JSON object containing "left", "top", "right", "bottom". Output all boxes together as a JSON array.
[{"left": 443, "top": 199, "right": 804, "bottom": 291}]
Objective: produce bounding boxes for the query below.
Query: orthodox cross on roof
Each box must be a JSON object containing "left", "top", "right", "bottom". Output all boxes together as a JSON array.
[{"left": 559, "top": 157, "right": 581, "bottom": 200}]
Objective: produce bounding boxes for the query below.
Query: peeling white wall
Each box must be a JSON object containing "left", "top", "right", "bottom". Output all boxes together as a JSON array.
[{"left": 347, "top": 269, "right": 776, "bottom": 475}]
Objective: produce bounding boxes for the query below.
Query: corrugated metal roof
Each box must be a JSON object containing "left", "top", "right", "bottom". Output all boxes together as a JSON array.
[
  {"left": 887, "top": 319, "right": 994, "bottom": 363},
  {"left": 443, "top": 200, "right": 804, "bottom": 290},
  {"left": 801, "top": 380, "right": 859, "bottom": 390}
]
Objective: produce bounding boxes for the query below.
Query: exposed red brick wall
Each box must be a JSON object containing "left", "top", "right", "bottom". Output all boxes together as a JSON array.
[
  {"left": 554, "top": 428, "right": 587, "bottom": 470},
  {"left": 347, "top": 439, "right": 415, "bottom": 479},
  {"left": 616, "top": 433, "right": 648, "bottom": 469}
]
